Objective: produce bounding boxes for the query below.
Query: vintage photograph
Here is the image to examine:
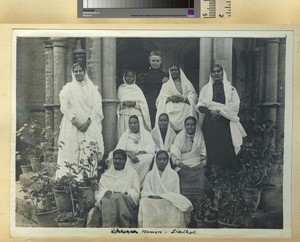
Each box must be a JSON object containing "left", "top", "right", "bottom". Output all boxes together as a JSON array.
[{"left": 11, "top": 30, "right": 292, "bottom": 237}]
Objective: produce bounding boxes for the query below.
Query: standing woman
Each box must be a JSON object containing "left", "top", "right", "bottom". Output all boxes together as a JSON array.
[
  {"left": 56, "top": 62, "right": 104, "bottom": 178},
  {"left": 117, "top": 69, "right": 151, "bottom": 138},
  {"left": 156, "top": 64, "right": 197, "bottom": 133},
  {"left": 196, "top": 64, "right": 246, "bottom": 170},
  {"left": 137, "top": 50, "right": 168, "bottom": 128}
]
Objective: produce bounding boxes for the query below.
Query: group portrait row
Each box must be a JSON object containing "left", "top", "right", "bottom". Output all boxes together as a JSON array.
[{"left": 55, "top": 49, "right": 247, "bottom": 228}]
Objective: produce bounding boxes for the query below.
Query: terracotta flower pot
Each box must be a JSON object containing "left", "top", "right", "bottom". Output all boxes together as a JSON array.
[
  {"left": 195, "top": 218, "right": 218, "bottom": 228},
  {"left": 218, "top": 220, "right": 240, "bottom": 228},
  {"left": 245, "top": 188, "right": 262, "bottom": 211},
  {"left": 34, "top": 208, "right": 59, "bottom": 227},
  {"left": 28, "top": 155, "right": 41, "bottom": 172},
  {"left": 20, "top": 164, "right": 32, "bottom": 174},
  {"left": 54, "top": 190, "right": 73, "bottom": 212}
]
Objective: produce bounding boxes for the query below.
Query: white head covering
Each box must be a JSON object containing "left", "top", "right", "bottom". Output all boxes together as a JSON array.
[
  {"left": 151, "top": 113, "right": 177, "bottom": 151},
  {"left": 196, "top": 65, "right": 247, "bottom": 154},
  {"left": 141, "top": 150, "right": 193, "bottom": 212},
  {"left": 117, "top": 70, "right": 151, "bottom": 131},
  {"left": 170, "top": 116, "right": 207, "bottom": 168},
  {"left": 95, "top": 151, "right": 140, "bottom": 206}
]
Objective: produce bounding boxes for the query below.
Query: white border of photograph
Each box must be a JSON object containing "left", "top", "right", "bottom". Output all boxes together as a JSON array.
[{"left": 10, "top": 29, "right": 293, "bottom": 238}]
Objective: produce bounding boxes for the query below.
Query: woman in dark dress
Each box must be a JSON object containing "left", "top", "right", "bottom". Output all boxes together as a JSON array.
[
  {"left": 196, "top": 64, "right": 246, "bottom": 170},
  {"left": 137, "top": 50, "right": 168, "bottom": 128}
]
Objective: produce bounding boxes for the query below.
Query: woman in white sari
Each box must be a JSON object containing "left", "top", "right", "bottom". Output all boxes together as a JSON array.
[
  {"left": 151, "top": 113, "right": 177, "bottom": 152},
  {"left": 117, "top": 69, "right": 151, "bottom": 138},
  {"left": 87, "top": 149, "right": 140, "bottom": 228},
  {"left": 156, "top": 64, "right": 198, "bottom": 132},
  {"left": 56, "top": 63, "right": 104, "bottom": 178},
  {"left": 170, "top": 116, "right": 212, "bottom": 199},
  {"left": 138, "top": 150, "right": 193, "bottom": 228},
  {"left": 107, "top": 115, "right": 156, "bottom": 186}
]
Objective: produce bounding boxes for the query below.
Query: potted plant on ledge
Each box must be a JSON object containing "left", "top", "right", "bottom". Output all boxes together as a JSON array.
[
  {"left": 193, "top": 195, "right": 218, "bottom": 228},
  {"left": 20, "top": 170, "right": 59, "bottom": 227}
]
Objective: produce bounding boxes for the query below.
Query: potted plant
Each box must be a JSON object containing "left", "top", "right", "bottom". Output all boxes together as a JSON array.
[
  {"left": 20, "top": 170, "right": 59, "bottom": 227},
  {"left": 193, "top": 195, "right": 218, "bottom": 228},
  {"left": 239, "top": 118, "right": 282, "bottom": 211},
  {"left": 55, "top": 211, "right": 78, "bottom": 227},
  {"left": 71, "top": 140, "right": 101, "bottom": 210},
  {"left": 209, "top": 166, "right": 254, "bottom": 228},
  {"left": 16, "top": 151, "right": 32, "bottom": 174},
  {"left": 54, "top": 162, "right": 79, "bottom": 212},
  {"left": 16, "top": 120, "right": 44, "bottom": 172}
]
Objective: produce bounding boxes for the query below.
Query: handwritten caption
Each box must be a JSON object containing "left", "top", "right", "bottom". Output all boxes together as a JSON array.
[{"left": 111, "top": 228, "right": 197, "bottom": 235}]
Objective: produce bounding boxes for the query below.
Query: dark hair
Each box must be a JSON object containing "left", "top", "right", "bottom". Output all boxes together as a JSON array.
[
  {"left": 184, "top": 116, "right": 197, "bottom": 125},
  {"left": 158, "top": 113, "right": 169, "bottom": 121},
  {"left": 156, "top": 150, "right": 169, "bottom": 160},
  {"left": 113, "top": 149, "right": 127, "bottom": 160},
  {"left": 124, "top": 69, "right": 136, "bottom": 77},
  {"left": 169, "top": 63, "right": 180, "bottom": 69},
  {"left": 129, "top": 115, "right": 139, "bottom": 123},
  {"left": 211, "top": 64, "right": 224, "bottom": 73},
  {"left": 149, "top": 50, "right": 162, "bottom": 57},
  {"left": 72, "top": 62, "right": 86, "bottom": 74}
]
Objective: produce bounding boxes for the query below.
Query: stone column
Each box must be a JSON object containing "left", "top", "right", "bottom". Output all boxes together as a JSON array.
[
  {"left": 86, "top": 38, "right": 102, "bottom": 90},
  {"left": 276, "top": 38, "right": 286, "bottom": 153},
  {"left": 199, "top": 38, "right": 213, "bottom": 92},
  {"left": 101, "top": 38, "right": 119, "bottom": 153},
  {"left": 43, "top": 39, "right": 54, "bottom": 133},
  {"left": 253, "top": 48, "right": 260, "bottom": 102},
  {"left": 264, "top": 38, "right": 279, "bottom": 122},
  {"left": 65, "top": 38, "right": 78, "bottom": 83},
  {"left": 43, "top": 38, "right": 54, "bottom": 164},
  {"left": 213, "top": 38, "right": 233, "bottom": 82},
  {"left": 51, "top": 38, "right": 67, "bottom": 148},
  {"left": 258, "top": 39, "right": 266, "bottom": 104}
]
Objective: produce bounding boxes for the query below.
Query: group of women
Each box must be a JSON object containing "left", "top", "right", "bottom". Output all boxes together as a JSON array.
[{"left": 56, "top": 50, "right": 246, "bottom": 228}]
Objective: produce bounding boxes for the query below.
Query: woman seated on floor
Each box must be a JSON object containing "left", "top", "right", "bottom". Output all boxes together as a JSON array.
[
  {"left": 107, "top": 115, "right": 156, "bottom": 186},
  {"left": 86, "top": 149, "right": 140, "bottom": 228},
  {"left": 170, "top": 116, "right": 212, "bottom": 200},
  {"left": 138, "top": 150, "right": 193, "bottom": 228}
]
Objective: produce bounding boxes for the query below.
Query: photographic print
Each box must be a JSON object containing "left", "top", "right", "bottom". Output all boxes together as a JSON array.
[{"left": 11, "top": 29, "right": 292, "bottom": 238}]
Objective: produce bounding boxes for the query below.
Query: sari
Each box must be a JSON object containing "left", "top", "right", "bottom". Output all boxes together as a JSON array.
[
  {"left": 117, "top": 71, "right": 151, "bottom": 137},
  {"left": 56, "top": 67, "right": 104, "bottom": 178},
  {"left": 170, "top": 118, "right": 212, "bottom": 199},
  {"left": 88, "top": 159, "right": 140, "bottom": 228},
  {"left": 138, "top": 152, "right": 193, "bottom": 228},
  {"left": 108, "top": 121, "right": 156, "bottom": 186},
  {"left": 156, "top": 68, "right": 197, "bottom": 131}
]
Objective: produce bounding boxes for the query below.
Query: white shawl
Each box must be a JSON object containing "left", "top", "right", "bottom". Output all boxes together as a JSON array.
[
  {"left": 196, "top": 71, "right": 247, "bottom": 154},
  {"left": 156, "top": 68, "right": 197, "bottom": 130},
  {"left": 117, "top": 72, "right": 151, "bottom": 131},
  {"left": 95, "top": 159, "right": 140, "bottom": 206},
  {"left": 170, "top": 119, "right": 206, "bottom": 168},
  {"left": 151, "top": 115, "right": 177, "bottom": 151},
  {"left": 141, "top": 152, "right": 193, "bottom": 212}
]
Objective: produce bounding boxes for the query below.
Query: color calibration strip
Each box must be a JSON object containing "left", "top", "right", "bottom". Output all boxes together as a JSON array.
[{"left": 78, "top": 0, "right": 231, "bottom": 18}]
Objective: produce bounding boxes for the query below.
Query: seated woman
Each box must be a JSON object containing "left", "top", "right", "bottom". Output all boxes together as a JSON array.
[
  {"left": 156, "top": 64, "right": 197, "bottom": 133},
  {"left": 151, "top": 113, "right": 177, "bottom": 152},
  {"left": 87, "top": 149, "right": 140, "bottom": 228},
  {"left": 138, "top": 150, "right": 193, "bottom": 228},
  {"left": 117, "top": 69, "right": 151, "bottom": 138},
  {"left": 170, "top": 116, "right": 212, "bottom": 199},
  {"left": 108, "top": 115, "right": 156, "bottom": 186}
]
